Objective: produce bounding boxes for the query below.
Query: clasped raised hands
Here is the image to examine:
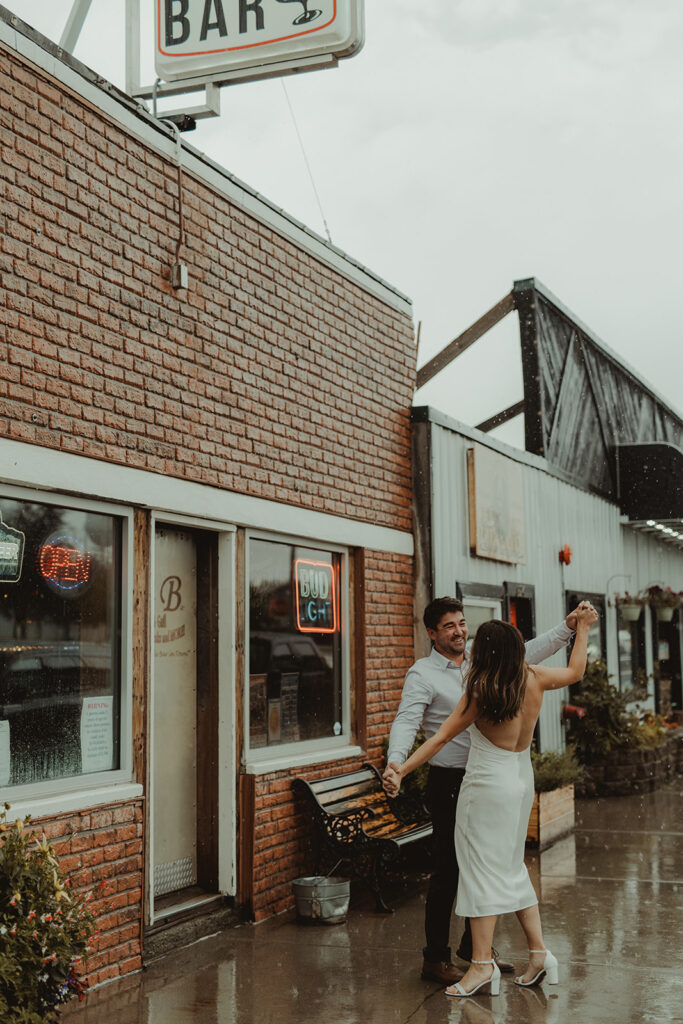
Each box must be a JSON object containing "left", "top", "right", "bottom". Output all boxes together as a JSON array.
[
  {"left": 575, "top": 601, "right": 599, "bottom": 628},
  {"left": 566, "top": 600, "right": 599, "bottom": 630}
]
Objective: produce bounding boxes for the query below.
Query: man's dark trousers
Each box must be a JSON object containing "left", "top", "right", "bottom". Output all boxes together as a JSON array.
[{"left": 423, "top": 765, "right": 472, "bottom": 964}]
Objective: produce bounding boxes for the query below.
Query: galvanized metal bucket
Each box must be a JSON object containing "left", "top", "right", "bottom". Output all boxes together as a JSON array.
[{"left": 292, "top": 875, "right": 350, "bottom": 925}]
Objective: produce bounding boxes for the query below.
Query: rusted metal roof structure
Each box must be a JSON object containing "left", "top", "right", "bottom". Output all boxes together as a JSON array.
[{"left": 417, "top": 277, "right": 683, "bottom": 537}]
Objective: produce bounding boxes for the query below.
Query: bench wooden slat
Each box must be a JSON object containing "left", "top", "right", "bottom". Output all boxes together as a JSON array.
[{"left": 307, "top": 770, "right": 376, "bottom": 796}]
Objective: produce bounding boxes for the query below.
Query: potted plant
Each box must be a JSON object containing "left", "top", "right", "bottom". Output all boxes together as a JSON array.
[
  {"left": 526, "top": 748, "right": 583, "bottom": 850},
  {"left": 612, "top": 591, "right": 648, "bottom": 622},
  {"left": 645, "top": 585, "right": 682, "bottom": 622},
  {"left": 0, "top": 806, "right": 98, "bottom": 1023},
  {"left": 564, "top": 659, "right": 647, "bottom": 764}
]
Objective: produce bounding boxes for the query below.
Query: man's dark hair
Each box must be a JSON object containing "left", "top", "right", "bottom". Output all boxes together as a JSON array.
[{"left": 423, "top": 596, "right": 464, "bottom": 632}]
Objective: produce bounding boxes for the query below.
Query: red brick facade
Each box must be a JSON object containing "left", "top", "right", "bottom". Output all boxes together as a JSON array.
[
  {"left": 1, "top": 46, "right": 414, "bottom": 531},
  {"left": 0, "top": 23, "right": 416, "bottom": 981},
  {"left": 35, "top": 799, "right": 144, "bottom": 987}
]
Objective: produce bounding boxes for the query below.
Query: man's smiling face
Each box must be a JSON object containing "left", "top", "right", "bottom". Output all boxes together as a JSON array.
[{"left": 428, "top": 610, "right": 468, "bottom": 661}]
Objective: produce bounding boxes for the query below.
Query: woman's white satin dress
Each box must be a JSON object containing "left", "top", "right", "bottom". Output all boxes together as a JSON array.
[{"left": 455, "top": 723, "right": 538, "bottom": 917}]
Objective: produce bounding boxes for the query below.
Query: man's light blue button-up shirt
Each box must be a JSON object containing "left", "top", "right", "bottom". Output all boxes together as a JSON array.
[{"left": 387, "top": 623, "right": 574, "bottom": 770}]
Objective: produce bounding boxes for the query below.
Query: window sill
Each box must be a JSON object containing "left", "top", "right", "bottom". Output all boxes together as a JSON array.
[
  {"left": 3, "top": 782, "right": 144, "bottom": 823},
  {"left": 244, "top": 745, "right": 363, "bottom": 775}
]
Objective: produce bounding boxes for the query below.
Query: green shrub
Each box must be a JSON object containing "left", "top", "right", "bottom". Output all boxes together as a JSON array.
[
  {"left": 531, "top": 747, "right": 583, "bottom": 793},
  {"left": 0, "top": 805, "right": 97, "bottom": 1023},
  {"left": 634, "top": 712, "right": 680, "bottom": 748},
  {"left": 567, "top": 660, "right": 652, "bottom": 763}
]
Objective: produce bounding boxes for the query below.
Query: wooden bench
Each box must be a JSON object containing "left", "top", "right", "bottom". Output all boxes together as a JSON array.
[{"left": 292, "top": 763, "right": 432, "bottom": 912}]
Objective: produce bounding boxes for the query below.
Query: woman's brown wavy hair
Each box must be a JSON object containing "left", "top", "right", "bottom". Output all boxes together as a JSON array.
[{"left": 464, "top": 620, "right": 528, "bottom": 723}]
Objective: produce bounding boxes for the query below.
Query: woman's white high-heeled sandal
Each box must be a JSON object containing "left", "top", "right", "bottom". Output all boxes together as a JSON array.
[
  {"left": 514, "top": 948, "right": 559, "bottom": 987},
  {"left": 446, "top": 958, "right": 501, "bottom": 998}
]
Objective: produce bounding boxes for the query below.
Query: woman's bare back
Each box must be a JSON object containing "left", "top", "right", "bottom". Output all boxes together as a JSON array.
[{"left": 474, "top": 666, "right": 544, "bottom": 752}]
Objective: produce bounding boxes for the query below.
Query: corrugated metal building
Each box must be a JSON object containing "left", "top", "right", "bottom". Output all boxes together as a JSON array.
[{"left": 413, "top": 280, "right": 683, "bottom": 751}]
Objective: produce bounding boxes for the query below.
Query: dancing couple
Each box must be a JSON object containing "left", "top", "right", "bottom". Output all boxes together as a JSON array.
[{"left": 383, "top": 597, "right": 596, "bottom": 997}]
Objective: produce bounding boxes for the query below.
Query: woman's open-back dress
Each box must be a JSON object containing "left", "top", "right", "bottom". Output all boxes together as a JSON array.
[{"left": 454, "top": 723, "right": 538, "bottom": 917}]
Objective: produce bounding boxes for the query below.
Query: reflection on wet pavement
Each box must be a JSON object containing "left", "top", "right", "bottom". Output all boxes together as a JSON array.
[{"left": 64, "top": 781, "right": 683, "bottom": 1024}]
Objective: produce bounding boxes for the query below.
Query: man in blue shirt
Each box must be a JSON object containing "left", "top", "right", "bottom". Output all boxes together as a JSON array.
[{"left": 385, "top": 595, "right": 587, "bottom": 986}]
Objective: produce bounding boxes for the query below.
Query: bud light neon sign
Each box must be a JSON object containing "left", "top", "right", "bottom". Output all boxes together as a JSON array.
[{"left": 295, "top": 558, "right": 337, "bottom": 633}]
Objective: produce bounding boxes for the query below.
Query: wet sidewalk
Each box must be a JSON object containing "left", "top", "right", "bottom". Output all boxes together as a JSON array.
[{"left": 64, "top": 782, "right": 683, "bottom": 1024}]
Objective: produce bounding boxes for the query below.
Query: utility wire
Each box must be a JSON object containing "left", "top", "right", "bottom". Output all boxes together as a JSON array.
[{"left": 281, "top": 81, "right": 333, "bottom": 245}]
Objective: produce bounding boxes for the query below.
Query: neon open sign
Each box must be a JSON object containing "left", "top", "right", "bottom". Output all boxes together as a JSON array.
[
  {"left": 38, "top": 533, "right": 92, "bottom": 597},
  {"left": 295, "top": 559, "right": 338, "bottom": 633}
]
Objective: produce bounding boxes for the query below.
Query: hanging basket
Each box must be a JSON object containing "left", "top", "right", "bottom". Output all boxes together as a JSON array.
[
  {"left": 619, "top": 603, "right": 643, "bottom": 622},
  {"left": 655, "top": 606, "right": 675, "bottom": 622}
]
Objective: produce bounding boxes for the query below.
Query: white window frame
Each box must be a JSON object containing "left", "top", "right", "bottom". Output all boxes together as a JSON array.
[
  {"left": 243, "top": 529, "right": 360, "bottom": 774},
  {"left": 0, "top": 483, "right": 137, "bottom": 817},
  {"left": 461, "top": 597, "right": 503, "bottom": 653}
]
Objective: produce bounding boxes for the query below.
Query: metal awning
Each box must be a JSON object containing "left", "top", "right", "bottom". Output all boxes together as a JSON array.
[{"left": 623, "top": 518, "right": 683, "bottom": 550}]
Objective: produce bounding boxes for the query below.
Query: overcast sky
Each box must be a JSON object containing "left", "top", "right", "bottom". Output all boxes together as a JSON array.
[{"left": 7, "top": 1, "right": 683, "bottom": 446}]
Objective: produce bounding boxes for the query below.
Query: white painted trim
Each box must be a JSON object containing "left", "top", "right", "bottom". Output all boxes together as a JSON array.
[
  {"left": 5, "top": 783, "right": 143, "bottom": 824},
  {"left": 147, "top": 521, "right": 158, "bottom": 926},
  {"left": 1, "top": 439, "right": 413, "bottom": 557},
  {"left": 0, "top": 16, "right": 412, "bottom": 318},
  {"left": 244, "top": 746, "right": 363, "bottom": 776},
  {"left": 217, "top": 532, "right": 237, "bottom": 897}
]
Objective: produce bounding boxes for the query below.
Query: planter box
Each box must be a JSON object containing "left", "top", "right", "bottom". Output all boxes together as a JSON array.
[
  {"left": 526, "top": 784, "right": 575, "bottom": 851},
  {"left": 575, "top": 733, "right": 683, "bottom": 797}
]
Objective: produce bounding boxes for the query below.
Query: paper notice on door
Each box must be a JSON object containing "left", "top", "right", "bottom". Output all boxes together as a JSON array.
[
  {"left": 0, "top": 720, "right": 10, "bottom": 786},
  {"left": 80, "top": 696, "right": 114, "bottom": 774}
]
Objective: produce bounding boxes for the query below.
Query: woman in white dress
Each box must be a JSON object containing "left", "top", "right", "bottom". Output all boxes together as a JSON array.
[{"left": 385, "top": 604, "right": 596, "bottom": 998}]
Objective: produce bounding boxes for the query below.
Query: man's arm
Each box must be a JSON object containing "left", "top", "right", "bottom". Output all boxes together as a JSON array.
[
  {"left": 524, "top": 601, "right": 594, "bottom": 664},
  {"left": 386, "top": 665, "right": 432, "bottom": 769}
]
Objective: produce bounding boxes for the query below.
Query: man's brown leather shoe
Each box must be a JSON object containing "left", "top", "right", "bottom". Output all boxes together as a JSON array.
[
  {"left": 421, "top": 959, "right": 463, "bottom": 985},
  {"left": 455, "top": 945, "right": 515, "bottom": 973}
]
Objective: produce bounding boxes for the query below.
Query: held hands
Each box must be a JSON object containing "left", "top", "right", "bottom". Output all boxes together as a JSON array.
[
  {"left": 382, "top": 762, "right": 402, "bottom": 798},
  {"left": 566, "top": 601, "right": 598, "bottom": 631},
  {"left": 575, "top": 602, "right": 598, "bottom": 629}
]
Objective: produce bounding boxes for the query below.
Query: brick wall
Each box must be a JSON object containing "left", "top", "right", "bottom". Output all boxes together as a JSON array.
[
  {"left": 364, "top": 551, "right": 416, "bottom": 761},
  {"left": 0, "top": 29, "right": 416, "bottom": 960},
  {"left": 0, "top": 44, "right": 415, "bottom": 532},
  {"left": 250, "top": 550, "right": 414, "bottom": 920},
  {"left": 36, "top": 799, "right": 143, "bottom": 987}
]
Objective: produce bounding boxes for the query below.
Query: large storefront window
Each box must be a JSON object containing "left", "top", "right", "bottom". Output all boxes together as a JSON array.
[
  {"left": 248, "top": 538, "right": 343, "bottom": 750},
  {"left": 0, "top": 497, "right": 121, "bottom": 787}
]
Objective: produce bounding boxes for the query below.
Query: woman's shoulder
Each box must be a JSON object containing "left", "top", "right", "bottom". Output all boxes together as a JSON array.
[{"left": 525, "top": 664, "right": 547, "bottom": 689}]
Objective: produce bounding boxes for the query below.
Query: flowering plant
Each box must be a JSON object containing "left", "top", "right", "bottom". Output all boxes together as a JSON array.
[
  {"left": 645, "top": 586, "right": 682, "bottom": 609},
  {"left": 0, "top": 804, "right": 97, "bottom": 1023},
  {"left": 611, "top": 590, "right": 648, "bottom": 607}
]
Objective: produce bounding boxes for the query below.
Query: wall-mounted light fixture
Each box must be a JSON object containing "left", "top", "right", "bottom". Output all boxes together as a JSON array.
[{"left": 558, "top": 544, "right": 572, "bottom": 565}]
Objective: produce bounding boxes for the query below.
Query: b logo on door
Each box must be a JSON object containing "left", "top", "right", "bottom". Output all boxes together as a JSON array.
[
  {"left": 160, "top": 575, "right": 183, "bottom": 612},
  {"left": 156, "top": 574, "right": 188, "bottom": 644}
]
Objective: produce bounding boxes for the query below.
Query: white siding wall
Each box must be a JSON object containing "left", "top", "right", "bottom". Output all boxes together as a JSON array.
[{"left": 428, "top": 421, "right": 683, "bottom": 751}]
